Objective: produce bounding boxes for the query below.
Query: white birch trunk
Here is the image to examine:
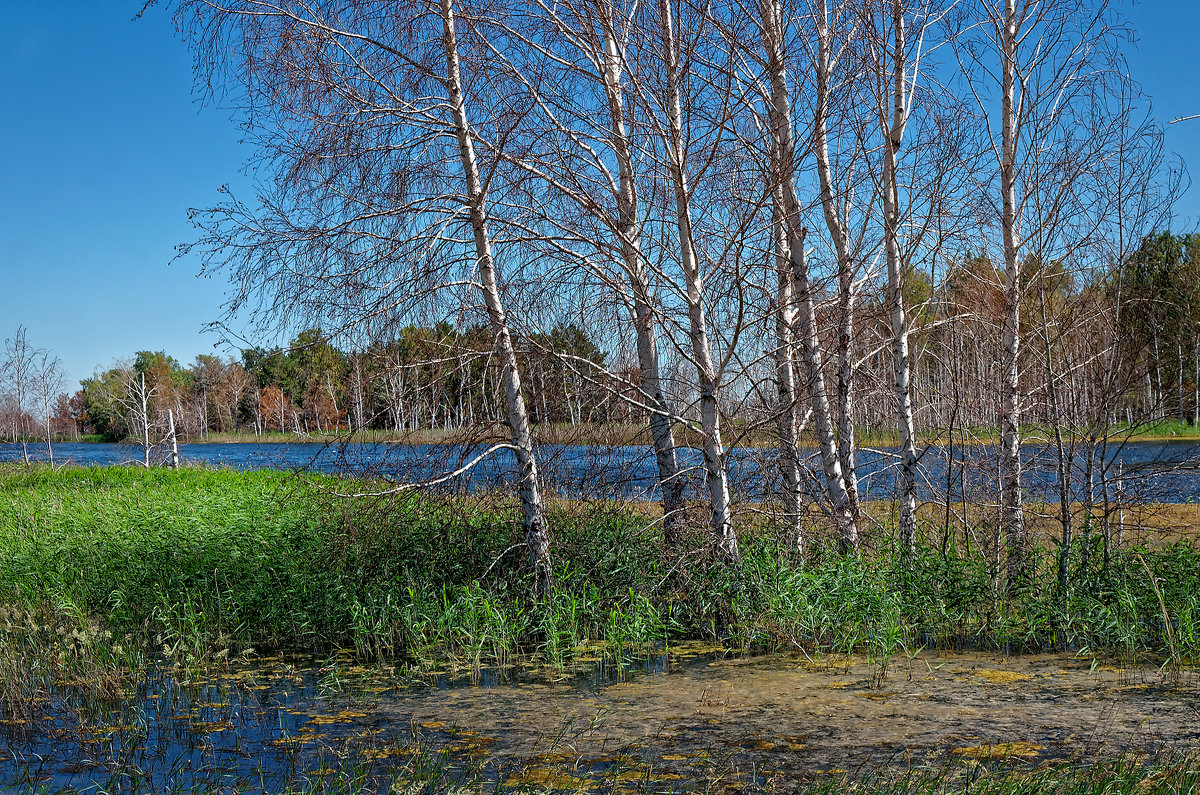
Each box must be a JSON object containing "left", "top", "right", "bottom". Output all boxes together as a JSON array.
[
  {"left": 772, "top": 187, "right": 806, "bottom": 553},
  {"left": 766, "top": 0, "right": 857, "bottom": 551},
  {"left": 43, "top": 409, "right": 54, "bottom": 466},
  {"left": 658, "top": 0, "right": 737, "bottom": 560},
  {"left": 814, "top": 0, "right": 862, "bottom": 537},
  {"left": 760, "top": 0, "right": 857, "bottom": 551},
  {"left": 141, "top": 373, "right": 152, "bottom": 468},
  {"left": 598, "top": 20, "right": 687, "bottom": 544},
  {"left": 440, "top": 0, "right": 552, "bottom": 590},
  {"left": 167, "top": 408, "right": 180, "bottom": 469},
  {"left": 761, "top": 0, "right": 807, "bottom": 553},
  {"left": 879, "top": 0, "right": 919, "bottom": 550},
  {"left": 999, "top": 0, "right": 1027, "bottom": 583}
]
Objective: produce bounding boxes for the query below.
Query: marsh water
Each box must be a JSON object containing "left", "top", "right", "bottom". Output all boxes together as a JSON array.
[
  {"left": 3, "top": 649, "right": 1199, "bottom": 793},
  {"left": 4, "top": 438, "right": 1200, "bottom": 503}
]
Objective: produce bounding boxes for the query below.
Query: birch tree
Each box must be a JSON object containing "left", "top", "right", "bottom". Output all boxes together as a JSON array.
[
  {"left": 956, "top": 0, "right": 1123, "bottom": 583},
  {"left": 162, "top": 0, "right": 554, "bottom": 591},
  {"left": 811, "top": 0, "right": 868, "bottom": 540},
  {"left": 1, "top": 328, "right": 36, "bottom": 468},
  {"left": 858, "top": 0, "right": 967, "bottom": 549},
  {"left": 646, "top": 0, "right": 740, "bottom": 559},
  {"left": 754, "top": 0, "right": 860, "bottom": 551},
  {"left": 34, "top": 350, "right": 65, "bottom": 465},
  {"left": 475, "top": 0, "right": 688, "bottom": 544}
]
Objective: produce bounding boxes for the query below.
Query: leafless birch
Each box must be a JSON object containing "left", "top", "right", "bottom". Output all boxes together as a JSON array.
[
  {"left": 160, "top": 0, "right": 554, "bottom": 591},
  {"left": 646, "top": 0, "right": 738, "bottom": 559},
  {"left": 956, "top": 0, "right": 1123, "bottom": 583},
  {"left": 2, "top": 328, "right": 36, "bottom": 469},
  {"left": 475, "top": 0, "right": 688, "bottom": 544},
  {"left": 756, "top": 0, "right": 859, "bottom": 551}
]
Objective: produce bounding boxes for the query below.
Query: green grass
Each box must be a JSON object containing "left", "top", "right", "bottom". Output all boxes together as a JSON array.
[
  {"left": 4, "top": 464, "right": 1200, "bottom": 673},
  {"left": 0, "top": 465, "right": 670, "bottom": 668},
  {"left": 806, "top": 756, "right": 1200, "bottom": 794},
  {"left": 5, "top": 466, "right": 1200, "bottom": 793}
]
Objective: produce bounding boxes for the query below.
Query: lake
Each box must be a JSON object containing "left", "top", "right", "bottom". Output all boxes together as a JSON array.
[{"left": 3, "top": 438, "right": 1199, "bottom": 503}]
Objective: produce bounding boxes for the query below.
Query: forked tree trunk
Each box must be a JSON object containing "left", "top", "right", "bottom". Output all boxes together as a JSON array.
[
  {"left": 761, "top": 0, "right": 857, "bottom": 552},
  {"left": 441, "top": 0, "right": 553, "bottom": 592},
  {"left": 657, "top": 0, "right": 738, "bottom": 561},
  {"left": 815, "top": 0, "right": 861, "bottom": 535},
  {"left": 811, "top": 0, "right": 863, "bottom": 551},
  {"left": 598, "top": 19, "right": 687, "bottom": 546}
]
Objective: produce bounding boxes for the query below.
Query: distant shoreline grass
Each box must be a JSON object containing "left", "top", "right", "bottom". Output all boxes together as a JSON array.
[{"left": 55, "top": 416, "right": 1200, "bottom": 450}]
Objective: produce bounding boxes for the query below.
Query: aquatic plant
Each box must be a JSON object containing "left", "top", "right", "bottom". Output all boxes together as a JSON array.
[{"left": 5, "top": 463, "right": 1200, "bottom": 682}]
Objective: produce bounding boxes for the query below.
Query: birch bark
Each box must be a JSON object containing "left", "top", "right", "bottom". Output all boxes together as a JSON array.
[
  {"left": 657, "top": 0, "right": 738, "bottom": 560},
  {"left": 761, "top": 0, "right": 858, "bottom": 552},
  {"left": 596, "top": 17, "right": 687, "bottom": 545},
  {"left": 998, "top": 0, "right": 1027, "bottom": 583},
  {"left": 878, "top": 0, "right": 920, "bottom": 550},
  {"left": 440, "top": 0, "right": 553, "bottom": 591},
  {"left": 811, "top": 0, "right": 863, "bottom": 550}
]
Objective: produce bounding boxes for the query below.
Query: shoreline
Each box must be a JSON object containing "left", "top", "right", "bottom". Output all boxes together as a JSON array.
[{"left": 24, "top": 421, "right": 1200, "bottom": 450}]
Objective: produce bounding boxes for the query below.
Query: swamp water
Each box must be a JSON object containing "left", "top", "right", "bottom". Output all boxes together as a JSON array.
[{"left": 2, "top": 649, "right": 1199, "bottom": 793}]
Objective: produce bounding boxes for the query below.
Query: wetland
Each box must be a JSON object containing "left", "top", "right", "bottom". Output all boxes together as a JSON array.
[
  {"left": 5, "top": 464, "right": 1200, "bottom": 793},
  {"left": 5, "top": 648, "right": 1200, "bottom": 793}
]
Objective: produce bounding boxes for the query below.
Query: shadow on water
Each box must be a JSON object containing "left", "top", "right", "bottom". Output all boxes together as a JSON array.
[{"left": 4, "top": 645, "right": 1200, "bottom": 793}]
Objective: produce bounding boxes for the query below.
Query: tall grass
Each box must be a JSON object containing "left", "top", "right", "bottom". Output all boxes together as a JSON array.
[{"left": 3, "top": 464, "right": 1200, "bottom": 674}]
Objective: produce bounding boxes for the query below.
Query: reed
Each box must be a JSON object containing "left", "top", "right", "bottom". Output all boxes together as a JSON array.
[{"left": 4, "top": 463, "right": 1200, "bottom": 678}]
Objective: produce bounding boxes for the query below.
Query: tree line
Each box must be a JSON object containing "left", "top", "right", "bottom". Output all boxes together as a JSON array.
[
  {"left": 68, "top": 324, "right": 608, "bottom": 441},
  {"left": 11, "top": 228, "right": 1200, "bottom": 450}
]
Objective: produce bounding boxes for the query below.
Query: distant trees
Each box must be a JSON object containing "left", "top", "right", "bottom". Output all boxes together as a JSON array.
[
  {"left": 38, "top": 235, "right": 1200, "bottom": 452},
  {"left": 1114, "top": 232, "right": 1200, "bottom": 424},
  {"left": 75, "top": 324, "right": 616, "bottom": 442},
  {"left": 1, "top": 328, "right": 38, "bottom": 467},
  {"left": 1, "top": 328, "right": 65, "bottom": 467}
]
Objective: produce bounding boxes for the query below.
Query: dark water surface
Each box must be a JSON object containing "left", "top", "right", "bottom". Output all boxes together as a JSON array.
[
  {"left": 3, "top": 650, "right": 1199, "bottom": 793},
  {"left": 3, "top": 438, "right": 1200, "bottom": 503}
]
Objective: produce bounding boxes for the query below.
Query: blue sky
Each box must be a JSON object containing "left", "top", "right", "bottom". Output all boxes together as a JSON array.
[{"left": 2, "top": 2, "right": 1200, "bottom": 390}]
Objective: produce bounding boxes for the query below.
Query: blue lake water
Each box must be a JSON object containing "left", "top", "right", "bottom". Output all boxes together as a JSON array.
[{"left": 3, "top": 438, "right": 1199, "bottom": 504}]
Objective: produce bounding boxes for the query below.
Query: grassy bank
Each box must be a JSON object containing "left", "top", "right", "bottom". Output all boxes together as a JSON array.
[{"left": 3, "top": 465, "right": 1200, "bottom": 672}]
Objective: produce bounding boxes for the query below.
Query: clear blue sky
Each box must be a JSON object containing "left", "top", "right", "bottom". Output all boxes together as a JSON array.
[{"left": 2, "top": 2, "right": 1199, "bottom": 391}]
